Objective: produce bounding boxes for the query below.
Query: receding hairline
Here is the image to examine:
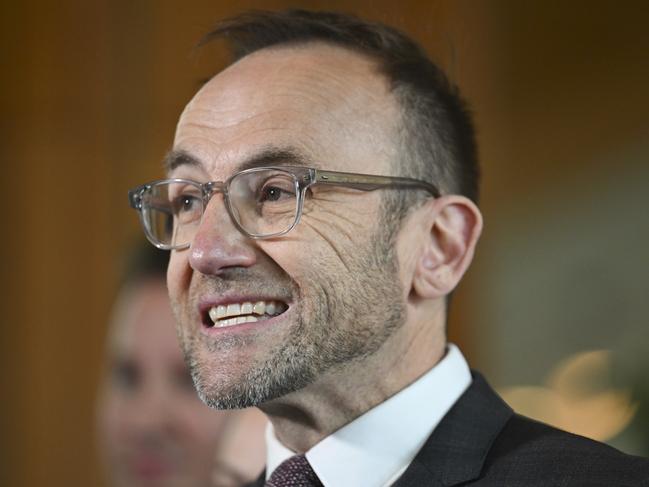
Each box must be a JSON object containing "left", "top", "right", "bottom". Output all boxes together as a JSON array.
[
  {"left": 200, "top": 9, "right": 430, "bottom": 83},
  {"left": 170, "top": 42, "right": 404, "bottom": 177},
  {"left": 201, "top": 38, "right": 402, "bottom": 109},
  {"left": 202, "top": 39, "right": 392, "bottom": 97}
]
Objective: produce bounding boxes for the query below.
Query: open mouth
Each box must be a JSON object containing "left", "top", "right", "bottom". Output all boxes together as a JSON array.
[{"left": 205, "top": 300, "right": 289, "bottom": 328}]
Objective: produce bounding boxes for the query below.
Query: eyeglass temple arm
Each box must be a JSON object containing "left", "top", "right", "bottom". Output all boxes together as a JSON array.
[
  {"left": 128, "top": 187, "right": 145, "bottom": 209},
  {"left": 313, "top": 170, "right": 440, "bottom": 197},
  {"left": 128, "top": 186, "right": 175, "bottom": 216}
]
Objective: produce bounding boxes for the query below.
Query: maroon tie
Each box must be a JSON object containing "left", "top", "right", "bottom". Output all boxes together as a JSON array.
[{"left": 265, "top": 454, "right": 324, "bottom": 487}]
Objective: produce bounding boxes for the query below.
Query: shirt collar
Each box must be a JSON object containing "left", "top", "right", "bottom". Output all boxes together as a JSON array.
[{"left": 265, "top": 344, "right": 471, "bottom": 487}]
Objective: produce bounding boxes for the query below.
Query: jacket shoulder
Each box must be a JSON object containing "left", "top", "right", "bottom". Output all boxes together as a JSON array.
[{"left": 480, "top": 413, "right": 649, "bottom": 486}]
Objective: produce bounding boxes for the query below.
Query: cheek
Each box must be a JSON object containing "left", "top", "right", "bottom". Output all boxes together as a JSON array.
[
  {"left": 262, "top": 218, "right": 370, "bottom": 274},
  {"left": 167, "top": 251, "right": 190, "bottom": 299},
  {"left": 304, "top": 200, "right": 379, "bottom": 252},
  {"left": 96, "top": 393, "right": 129, "bottom": 455}
]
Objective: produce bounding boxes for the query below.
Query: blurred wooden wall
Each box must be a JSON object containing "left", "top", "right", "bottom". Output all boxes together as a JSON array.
[{"left": 1, "top": 1, "right": 647, "bottom": 485}]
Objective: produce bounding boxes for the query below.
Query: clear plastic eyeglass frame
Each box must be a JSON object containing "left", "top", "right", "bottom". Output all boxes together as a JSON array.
[{"left": 128, "top": 165, "right": 440, "bottom": 250}]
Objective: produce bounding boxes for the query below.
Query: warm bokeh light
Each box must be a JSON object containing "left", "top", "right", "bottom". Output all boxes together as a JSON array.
[{"left": 500, "top": 351, "right": 638, "bottom": 442}]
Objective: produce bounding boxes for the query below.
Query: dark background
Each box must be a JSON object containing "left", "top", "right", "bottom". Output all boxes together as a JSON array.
[{"left": 1, "top": 1, "right": 648, "bottom": 485}]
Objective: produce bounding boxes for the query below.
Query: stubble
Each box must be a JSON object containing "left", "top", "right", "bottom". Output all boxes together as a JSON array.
[{"left": 172, "top": 221, "right": 406, "bottom": 410}]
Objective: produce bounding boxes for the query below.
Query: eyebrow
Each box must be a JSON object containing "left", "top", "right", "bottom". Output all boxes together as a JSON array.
[
  {"left": 163, "top": 150, "right": 201, "bottom": 173},
  {"left": 164, "top": 146, "right": 314, "bottom": 175}
]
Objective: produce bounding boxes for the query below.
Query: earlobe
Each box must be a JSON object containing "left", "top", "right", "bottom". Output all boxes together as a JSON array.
[{"left": 412, "top": 196, "right": 483, "bottom": 300}]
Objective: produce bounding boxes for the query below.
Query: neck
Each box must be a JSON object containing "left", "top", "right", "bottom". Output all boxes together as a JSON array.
[{"left": 259, "top": 306, "right": 446, "bottom": 452}]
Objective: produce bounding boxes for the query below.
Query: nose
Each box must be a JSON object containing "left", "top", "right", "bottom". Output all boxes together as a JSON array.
[
  {"left": 127, "top": 392, "right": 169, "bottom": 437},
  {"left": 188, "top": 194, "right": 256, "bottom": 275}
]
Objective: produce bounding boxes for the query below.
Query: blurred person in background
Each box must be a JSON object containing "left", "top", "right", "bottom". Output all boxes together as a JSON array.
[
  {"left": 96, "top": 244, "right": 266, "bottom": 487},
  {"left": 212, "top": 409, "right": 269, "bottom": 487}
]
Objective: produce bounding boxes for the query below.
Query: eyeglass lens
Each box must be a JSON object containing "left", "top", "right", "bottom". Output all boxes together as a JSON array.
[{"left": 140, "top": 169, "right": 301, "bottom": 248}]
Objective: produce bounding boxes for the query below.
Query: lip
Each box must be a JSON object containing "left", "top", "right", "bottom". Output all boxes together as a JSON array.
[
  {"left": 130, "top": 455, "right": 174, "bottom": 480},
  {"left": 197, "top": 294, "right": 292, "bottom": 333}
]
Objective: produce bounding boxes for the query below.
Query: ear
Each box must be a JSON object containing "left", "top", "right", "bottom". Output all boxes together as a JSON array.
[{"left": 412, "top": 195, "right": 483, "bottom": 300}]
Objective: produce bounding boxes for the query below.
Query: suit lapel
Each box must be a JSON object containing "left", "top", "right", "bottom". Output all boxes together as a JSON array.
[{"left": 393, "top": 372, "right": 513, "bottom": 487}]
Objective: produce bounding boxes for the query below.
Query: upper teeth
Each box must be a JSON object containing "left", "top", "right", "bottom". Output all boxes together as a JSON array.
[{"left": 208, "top": 300, "right": 286, "bottom": 326}]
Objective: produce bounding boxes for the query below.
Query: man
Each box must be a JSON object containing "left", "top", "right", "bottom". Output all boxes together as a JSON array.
[{"left": 128, "top": 10, "right": 649, "bottom": 486}]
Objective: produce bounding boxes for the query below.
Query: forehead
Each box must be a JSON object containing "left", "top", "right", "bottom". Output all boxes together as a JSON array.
[{"left": 171, "top": 43, "right": 400, "bottom": 177}]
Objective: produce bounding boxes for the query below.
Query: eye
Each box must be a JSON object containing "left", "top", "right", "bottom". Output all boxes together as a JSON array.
[
  {"left": 175, "top": 194, "right": 200, "bottom": 213},
  {"left": 259, "top": 185, "right": 288, "bottom": 202},
  {"left": 257, "top": 178, "right": 296, "bottom": 203},
  {"left": 168, "top": 186, "right": 203, "bottom": 221},
  {"left": 110, "top": 359, "right": 140, "bottom": 392}
]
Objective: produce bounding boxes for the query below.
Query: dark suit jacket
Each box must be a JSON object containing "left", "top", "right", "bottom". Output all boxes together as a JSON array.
[{"left": 248, "top": 372, "right": 649, "bottom": 486}]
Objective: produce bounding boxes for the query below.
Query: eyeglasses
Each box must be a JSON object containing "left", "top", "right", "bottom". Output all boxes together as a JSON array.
[{"left": 128, "top": 166, "right": 440, "bottom": 250}]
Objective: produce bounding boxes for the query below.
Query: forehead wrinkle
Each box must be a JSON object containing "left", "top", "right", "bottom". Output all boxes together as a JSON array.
[
  {"left": 186, "top": 88, "right": 338, "bottom": 140},
  {"left": 181, "top": 105, "right": 324, "bottom": 136}
]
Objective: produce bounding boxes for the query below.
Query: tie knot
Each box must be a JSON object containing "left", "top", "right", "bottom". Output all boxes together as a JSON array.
[{"left": 266, "top": 454, "right": 323, "bottom": 487}]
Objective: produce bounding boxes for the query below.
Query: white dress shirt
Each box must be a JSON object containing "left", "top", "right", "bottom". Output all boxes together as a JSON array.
[{"left": 265, "top": 344, "right": 471, "bottom": 487}]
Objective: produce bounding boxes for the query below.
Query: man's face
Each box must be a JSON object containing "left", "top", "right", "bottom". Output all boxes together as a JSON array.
[{"left": 167, "top": 44, "right": 409, "bottom": 409}]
